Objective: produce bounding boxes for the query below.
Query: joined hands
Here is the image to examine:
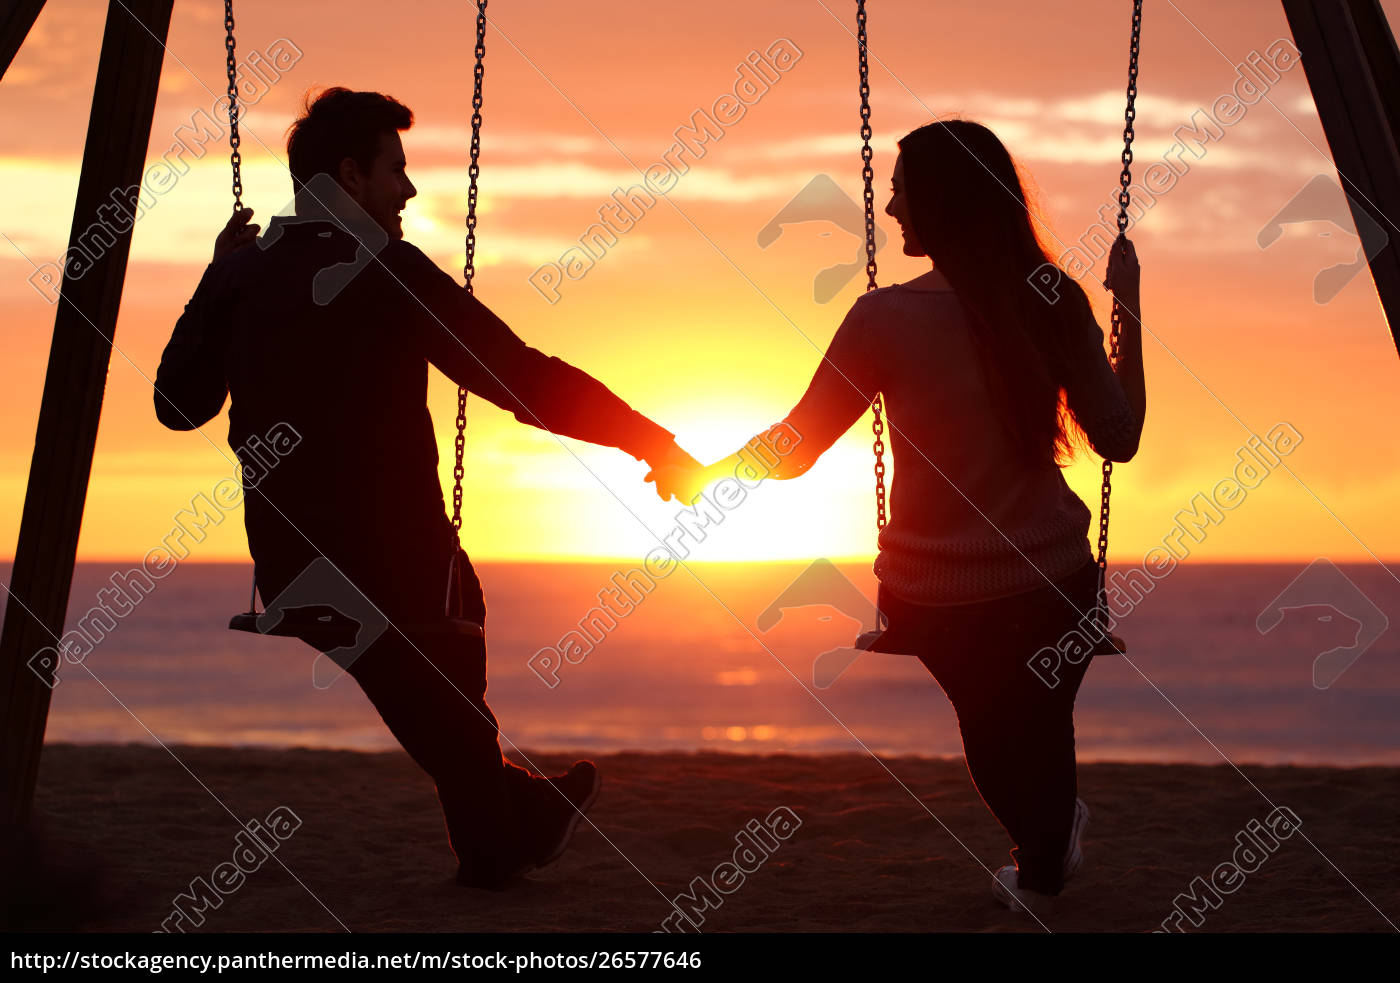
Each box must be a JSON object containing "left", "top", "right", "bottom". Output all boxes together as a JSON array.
[
  {"left": 643, "top": 442, "right": 708, "bottom": 504},
  {"left": 643, "top": 428, "right": 807, "bottom": 504}
]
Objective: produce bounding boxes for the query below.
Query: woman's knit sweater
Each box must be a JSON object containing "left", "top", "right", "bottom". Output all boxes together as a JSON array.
[{"left": 781, "top": 275, "right": 1139, "bottom": 606}]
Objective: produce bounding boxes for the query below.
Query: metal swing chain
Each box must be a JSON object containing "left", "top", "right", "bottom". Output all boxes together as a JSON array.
[
  {"left": 1097, "top": 0, "right": 1142, "bottom": 616},
  {"left": 224, "top": 0, "right": 243, "bottom": 212},
  {"left": 222, "top": 0, "right": 258, "bottom": 613},
  {"left": 856, "top": 0, "right": 887, "bottom": 533},
  {"left": 452, "top": 0, "right": 488, "bottom": 550}
]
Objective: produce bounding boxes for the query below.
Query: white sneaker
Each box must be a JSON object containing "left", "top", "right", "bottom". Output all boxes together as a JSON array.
[
  {"left": 1063, "top": 797, "right": 1090, "bottom": 882},
  {"left": 991, "top": 865, "right": 1057, "bottom": 917}
]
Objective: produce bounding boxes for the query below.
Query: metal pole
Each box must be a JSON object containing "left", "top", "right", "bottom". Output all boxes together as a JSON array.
[
  {"left": 1283, "top": 0, "right": 1400, "bottom": 357},
  {"left": 0, "top": 0, "right": 47, "bottom": 82},
  {"left": 0, "top": 0, "right": 175, "bottom": 832}
]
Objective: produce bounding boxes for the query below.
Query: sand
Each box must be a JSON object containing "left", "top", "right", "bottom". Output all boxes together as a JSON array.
[{"left": 15, "top": 743, "right": 1399, "bottom": 933}]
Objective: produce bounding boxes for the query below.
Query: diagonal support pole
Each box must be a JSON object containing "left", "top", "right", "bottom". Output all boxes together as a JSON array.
[
  {"left": 1283, "top": 0, "right": 1400, "bottom": 357},
  {"left": 0, "top": 0, "right": 174, "bottom": 833},
  {"left": 0, "top": 0, "right": 47, "bottom": 83}
]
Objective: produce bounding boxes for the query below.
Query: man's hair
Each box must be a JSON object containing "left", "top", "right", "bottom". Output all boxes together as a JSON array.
[{"left": 286, "top": 87, "right": 413, "bottom": 193}]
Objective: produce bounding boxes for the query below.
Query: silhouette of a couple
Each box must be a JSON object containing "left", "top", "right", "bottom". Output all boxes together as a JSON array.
[{"left": 155, "top": 88, "right": 1143, "bottom": 912}]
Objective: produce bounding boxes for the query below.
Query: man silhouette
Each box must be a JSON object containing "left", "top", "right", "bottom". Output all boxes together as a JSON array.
[{"left": 153, "top": 88, "right": 696, "bottom": 888}]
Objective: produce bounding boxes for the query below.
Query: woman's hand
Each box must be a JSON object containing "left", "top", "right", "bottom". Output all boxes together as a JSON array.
[
  {"left": 213, "top": 207, "right": 261, "bottom": 264},
  {"left": 1103, "top": 234, "right": 1139, "bottom": 306},
  {"left": 1104, "top": 234, "right": 1146, "bottom": 441}
]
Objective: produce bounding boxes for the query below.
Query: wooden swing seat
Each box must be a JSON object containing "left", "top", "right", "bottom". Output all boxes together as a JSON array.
[
  {"left": 852, "top": 628, "right": 1126, "bottom": 656},
  {"left": 228, "top": 608, "right": 483, "bottom": 652}
]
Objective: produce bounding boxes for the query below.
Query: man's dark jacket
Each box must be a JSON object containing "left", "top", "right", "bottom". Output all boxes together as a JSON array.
[{"left": 154, "top": 219, "right": 673, "bottom": 620}]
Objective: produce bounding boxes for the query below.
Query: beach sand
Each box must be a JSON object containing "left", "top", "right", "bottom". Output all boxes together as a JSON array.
[{"left": 18, "top": 744, "right": 1399, "bottom": 933}]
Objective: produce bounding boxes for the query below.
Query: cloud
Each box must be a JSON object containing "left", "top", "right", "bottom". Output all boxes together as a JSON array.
[{"left": 751, "top": 133, "right": 865, "bottom": 160}]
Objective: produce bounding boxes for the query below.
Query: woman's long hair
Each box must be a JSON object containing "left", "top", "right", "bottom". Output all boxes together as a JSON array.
[{"left": 898, "top": 120, "right": 1093, "bottom": 467}]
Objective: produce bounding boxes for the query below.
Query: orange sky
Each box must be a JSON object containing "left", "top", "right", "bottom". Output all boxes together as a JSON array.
[{"left": 2, "top": 0, "right": 1399, "bottom": 564}]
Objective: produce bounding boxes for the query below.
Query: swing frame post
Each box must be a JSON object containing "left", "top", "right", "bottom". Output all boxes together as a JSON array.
[
  {"left": 1281, "top": 0, "right": 1400, "bottom": 357},
  {"left": 0, "top": 0, "right": 47, "bottom": 82},
  {"left": 0, "top": 0, "right": 175, "bottom": 835}
]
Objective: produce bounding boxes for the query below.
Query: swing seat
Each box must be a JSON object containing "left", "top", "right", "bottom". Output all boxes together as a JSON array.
[
  {"left": 854, "top": 628, "right": 886, "bottom": 652},
  {"left": 851, "top": 628, "right": 1127, "bottom": 656},
  {"left": 228, "top": 608, "right": 483, "bottom": 651},
  {"left": 229, "top": 609, "right": 356, "bottom": 651},
  {"left": 228, "top": 545, "right": 484, "bottom": 650},
  {"left": 1096, "top": 633, "right": 1127, "bottom": 655}
]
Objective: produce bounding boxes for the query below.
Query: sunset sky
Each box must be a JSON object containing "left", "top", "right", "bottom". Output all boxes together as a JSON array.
[{"left": 3, "top": 0, "right": 1399, "bottom": 565}]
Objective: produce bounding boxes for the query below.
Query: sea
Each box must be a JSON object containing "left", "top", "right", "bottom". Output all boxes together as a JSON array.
[{"left": 10, "top": 560, "right": 1400, "bottom": 766}]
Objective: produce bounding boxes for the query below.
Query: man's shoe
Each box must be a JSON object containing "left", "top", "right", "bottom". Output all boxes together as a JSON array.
[
  {"left": 992, "top": 865, "right": 1057, "bottom": 917},
  {"left": 1064, "top": 797, "right": 1089, "bottom": 882},
  {"left": 454, "top": 761, "right": 601, "bottom": 887},
  {"left": 523, "top": 760, "right": 601, "bottom": 872}
]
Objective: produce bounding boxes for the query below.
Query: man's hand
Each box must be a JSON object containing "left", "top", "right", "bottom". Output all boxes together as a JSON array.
[
  {"left": 643, "top": 441, "right": 705, "bottom": 504},
  {"left": 213, "top": 207, "right": 261, "bottom": 264}
]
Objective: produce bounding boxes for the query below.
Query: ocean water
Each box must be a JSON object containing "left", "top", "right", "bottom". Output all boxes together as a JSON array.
[{"left": 8, "top": 560, "right": 1400, "bottom": 765}]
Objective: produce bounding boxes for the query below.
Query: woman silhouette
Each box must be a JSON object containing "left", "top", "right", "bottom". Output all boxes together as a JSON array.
[{"left": 698, "top": 120, "right": 1144, "bottom": 914}]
